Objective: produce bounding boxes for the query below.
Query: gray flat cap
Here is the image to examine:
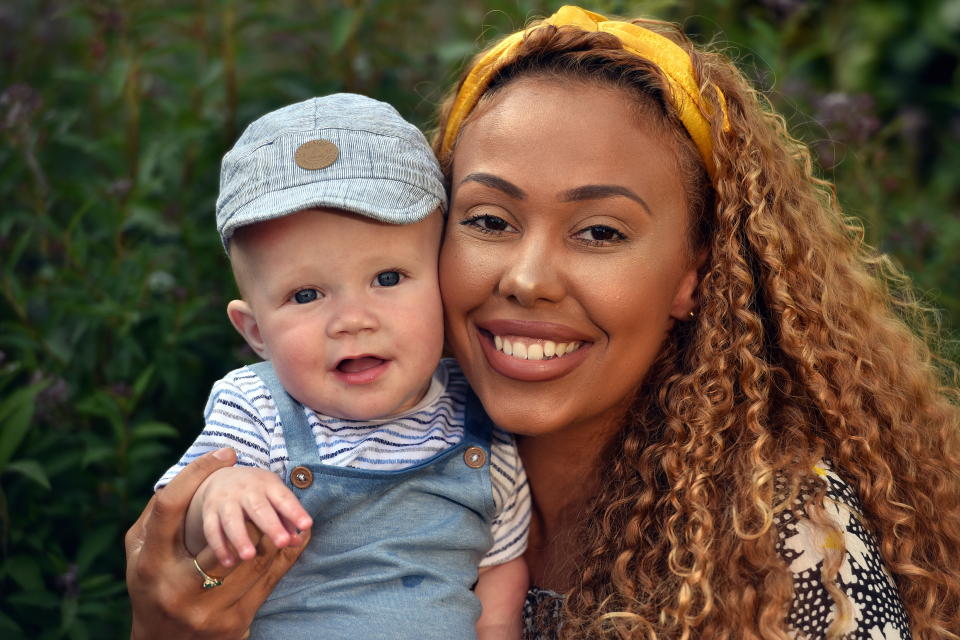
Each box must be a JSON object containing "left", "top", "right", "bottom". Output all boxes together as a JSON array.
[{"left": 216, "top": 93, "right": 445, "bottom": 246}]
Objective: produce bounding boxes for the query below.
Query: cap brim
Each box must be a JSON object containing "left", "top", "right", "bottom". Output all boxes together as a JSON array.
[{"left": 219, "top": 177, "right": 444, "bottom": 243}]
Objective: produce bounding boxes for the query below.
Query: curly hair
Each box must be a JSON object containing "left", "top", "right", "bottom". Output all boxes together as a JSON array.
[{"left": 433, "top": 14, "right": 960, "bottom": 640}]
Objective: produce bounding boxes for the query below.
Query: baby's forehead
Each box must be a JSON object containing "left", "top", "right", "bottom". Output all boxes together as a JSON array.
[{"left": 230, "top": 207, "right": 442, "bottom": 268}]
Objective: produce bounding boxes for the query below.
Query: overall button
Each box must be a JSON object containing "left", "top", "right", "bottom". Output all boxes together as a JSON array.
[
  {"left": 463, "top": 446, "right": 486, "bottom": 469},
  {"left": 290, "top": 466, "right": 313, "bottom": 489}
]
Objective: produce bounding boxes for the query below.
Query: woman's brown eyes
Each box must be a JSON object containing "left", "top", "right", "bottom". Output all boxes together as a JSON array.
[
  {"left": 575, "top": 225, "right": 627, "bottom": 246},
  {"left": 461, "top": 216, "right": 626, "bottom": 246},
  {"left": 461, "top": 214, "right": 512, "bottom": 233}
]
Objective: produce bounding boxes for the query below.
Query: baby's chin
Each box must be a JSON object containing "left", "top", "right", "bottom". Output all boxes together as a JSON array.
[
  {"left": 284, "top": 368, "right": 434, "bottom": 422},
  {"left": 313, "top": 406, "right": 409, "bottom": 422},
  {"left": 302, "top": 394, "right": 426, "bottom": 423}
]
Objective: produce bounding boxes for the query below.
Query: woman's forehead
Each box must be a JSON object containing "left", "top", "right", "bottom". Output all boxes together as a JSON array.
[{"left": 451, "top": 77, "right": 683, "bottom": 200}]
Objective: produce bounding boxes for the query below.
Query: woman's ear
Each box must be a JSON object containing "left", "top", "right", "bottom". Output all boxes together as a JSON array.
[
  {"left": 227, "top": 300, "right": 269, "bottom": 359},
  {"left": 670, "top": 249, "right": 707, "bottom": 320}
]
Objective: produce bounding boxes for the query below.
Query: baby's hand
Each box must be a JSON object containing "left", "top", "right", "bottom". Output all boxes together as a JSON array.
[{"left": 195, "top": 466, "right": 312, "bottom": 567}]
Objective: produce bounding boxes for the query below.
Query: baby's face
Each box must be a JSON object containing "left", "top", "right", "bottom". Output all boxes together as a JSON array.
[{"left": 230, "top": 207, "right": 444, "bottom": 420}]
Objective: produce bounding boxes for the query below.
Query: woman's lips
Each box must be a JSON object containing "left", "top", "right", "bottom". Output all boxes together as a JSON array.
[
  {"left": 481, "top": 319, "right": 591, "bottom": 342},
  {"left": 476, "top": 321, "right": 592, "bottom": 382}
]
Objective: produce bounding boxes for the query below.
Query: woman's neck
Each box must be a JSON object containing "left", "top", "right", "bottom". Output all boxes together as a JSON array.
[
  {"left": 518, "top": 415, "right": 621, "bottom": 590},
  {"left": 519, "top": 433, "right": 598, "bottom": 528}
]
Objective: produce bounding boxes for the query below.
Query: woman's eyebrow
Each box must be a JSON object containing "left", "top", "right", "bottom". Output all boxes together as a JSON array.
[
  {"left": 458, "top": 172, "right": 526, "bottom": 199},
  {"left": 560, "top": 185, "right": 652, "bottom": 215}
]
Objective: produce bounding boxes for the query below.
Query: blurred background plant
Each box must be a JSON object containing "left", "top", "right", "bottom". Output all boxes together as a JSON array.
[{"left": 1, "top": 0, "right": 957, "bottom": 637}]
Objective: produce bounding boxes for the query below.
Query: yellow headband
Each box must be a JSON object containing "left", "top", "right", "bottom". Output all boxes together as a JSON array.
[{"left": 441, "top": 5, "right": 728, "bottom": 180}]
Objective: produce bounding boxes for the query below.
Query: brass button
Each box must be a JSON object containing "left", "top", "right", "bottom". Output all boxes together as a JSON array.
[
  {"left": 463, "top": 446, "right": 486, "bottom": 469},
  {"left": 295, "top": 139, "right": 339, "bottom": 170},
  {"left": 290, "top": 465, "right": 313, "bottom": 489}
]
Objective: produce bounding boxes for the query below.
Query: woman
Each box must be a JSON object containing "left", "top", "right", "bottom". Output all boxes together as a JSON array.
[{"left": 126, "top": 7, "right": 960, "bottom": 638}]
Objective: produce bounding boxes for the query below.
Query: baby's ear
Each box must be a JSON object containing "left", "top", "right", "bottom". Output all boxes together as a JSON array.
[{"left": 227, "top": 300, "right": 269, "bottom": 359}]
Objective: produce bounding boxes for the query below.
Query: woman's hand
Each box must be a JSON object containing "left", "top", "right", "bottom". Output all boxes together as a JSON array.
[{"left": 125, "top": 448, "right": 311, "bottom": 639}]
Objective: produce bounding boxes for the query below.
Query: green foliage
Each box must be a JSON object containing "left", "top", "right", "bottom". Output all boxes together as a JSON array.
[{"left": 0, "top": 0, "right": 956, "bottom": 636}]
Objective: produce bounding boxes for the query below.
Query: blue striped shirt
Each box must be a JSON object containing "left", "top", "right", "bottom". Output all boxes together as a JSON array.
[{"left": 157, "top": 358, "right": 530, "bottom": 566}]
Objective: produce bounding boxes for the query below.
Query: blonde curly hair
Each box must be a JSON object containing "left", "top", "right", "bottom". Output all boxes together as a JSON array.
[{"left": 433, "top": 14, "right": 960, "bottom": 640}]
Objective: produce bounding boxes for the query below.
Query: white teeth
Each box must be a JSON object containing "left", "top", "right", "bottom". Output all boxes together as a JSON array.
[
  {"left": 543, "top": 340, "right": 556, "bottom": 358},
  {"left": 492, "top": 336, "right": 583, "bottom": 361}
]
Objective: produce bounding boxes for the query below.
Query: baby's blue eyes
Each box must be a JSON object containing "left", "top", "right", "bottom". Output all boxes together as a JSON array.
[
  {"left": 376, "top": 271, "right": 401, "bottom": 287},
  {"left": 290, "top": 273, "right": 401, "bottom": 303},
  {"left": 292, "top": 289, "right": 319, "bottom": 304}
]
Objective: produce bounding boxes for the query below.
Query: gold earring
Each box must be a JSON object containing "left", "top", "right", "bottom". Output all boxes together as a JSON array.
[{"left": 688, "top": 311, "right": 696, "bottom": 319}]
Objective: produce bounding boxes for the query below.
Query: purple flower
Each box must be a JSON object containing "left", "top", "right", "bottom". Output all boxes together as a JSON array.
[
  {"left": 55, "top": 564, "right": 79, "bottom": 599},
  {"left": 107, "top": 178, "right": 133, "bottom": 198},
  {"left": 0, "top": 83, "right": 42, "bottom": 131},
  {"left": 898, "top": 107, "right": 928, "bottom": 148},
  {"left": 814, "top": 92, "right": 881, "bottom": 146},
  {"left": 109, "top": 382, "right": 132, "bottom": 398},
  {"left": 760, "top": 0, "right": 806, "bottom": 19},
  {"left": 31, "top": 372, "right": 71, "bottom": 420}
]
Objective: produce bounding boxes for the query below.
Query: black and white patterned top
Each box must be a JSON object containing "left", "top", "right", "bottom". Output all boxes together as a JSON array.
[{"left": 521, "top": 465, "right": 912, "bottom": 639}]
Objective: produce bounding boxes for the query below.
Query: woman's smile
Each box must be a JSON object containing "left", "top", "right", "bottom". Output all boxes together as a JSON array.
[{"left": 477, "top": 319, "right": 592, "bottom": 381}]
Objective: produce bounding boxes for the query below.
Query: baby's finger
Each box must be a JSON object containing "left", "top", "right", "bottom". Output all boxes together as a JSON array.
[
  {"left": 202, "top": 511, "right": 236, "bottom": 568},
  {"left": 266, "top": 486, "right": 313, "bottom": 532},
  {"left": 243, "top": 494, "right": 292, "bottom": 549},
  {"left": 220, "top": 501, "right": 257, "bottom": 560},
  {"left": 280, "top": 513, "right": 307, "bottom": 538}
]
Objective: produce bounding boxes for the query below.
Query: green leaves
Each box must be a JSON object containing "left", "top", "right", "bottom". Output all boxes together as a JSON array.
[
  {"left": 5, "top": 461, "right": 51, "bottom": 491},
  {"left": 0, "top": 380, "right": 47, "bottom": 472}
]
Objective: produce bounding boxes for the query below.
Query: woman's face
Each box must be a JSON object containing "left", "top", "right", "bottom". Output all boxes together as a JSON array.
[{"left": 440, "top": 77, "right": 701, "bottom": 441}]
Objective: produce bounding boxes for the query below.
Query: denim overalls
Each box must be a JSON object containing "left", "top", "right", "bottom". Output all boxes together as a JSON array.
[{"left": 247, "top": 362, "right": 495, "bottom": 640}]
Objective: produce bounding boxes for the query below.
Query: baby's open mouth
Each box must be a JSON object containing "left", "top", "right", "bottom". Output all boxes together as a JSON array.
[{"left": 336, "top": 356, "right": 386, "bottom": 373}]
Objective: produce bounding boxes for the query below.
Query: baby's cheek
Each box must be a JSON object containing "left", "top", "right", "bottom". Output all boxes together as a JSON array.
[
  {"left": 406, "top": 289, "right": 445, "bottom": 350},
  {"left": 270, "top": 336, "right": 327, "bottom": 394}
]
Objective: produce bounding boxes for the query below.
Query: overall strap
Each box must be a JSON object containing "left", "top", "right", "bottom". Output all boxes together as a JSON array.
[
  {"left": 461, "top": 387, "right": 493, "bottom": 449},
  {"left": 248, "top": 361, "right": 315, "bottom": 462}
]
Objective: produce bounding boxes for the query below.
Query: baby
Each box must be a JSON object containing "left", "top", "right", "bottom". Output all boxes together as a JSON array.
[{"left": 156, "top": 94, "right": 529, "bottom": 639}]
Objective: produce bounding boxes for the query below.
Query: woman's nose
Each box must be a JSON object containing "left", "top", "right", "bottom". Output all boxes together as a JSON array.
[
  {"left": 497, "top": 238, "right": 565, "bottom": 306},
  {"left": 326, "top": 296, "right": 380, "bottom": 337}
]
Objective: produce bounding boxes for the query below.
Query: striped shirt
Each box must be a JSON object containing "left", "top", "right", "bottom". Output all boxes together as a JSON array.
[{"left": 157, "top": 358, "right": 529, "bottom": 566}]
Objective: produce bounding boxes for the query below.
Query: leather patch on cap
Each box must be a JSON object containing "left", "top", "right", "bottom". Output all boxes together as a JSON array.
[{"left": 295, "top": 140, "right": 339, "bottom": 170}]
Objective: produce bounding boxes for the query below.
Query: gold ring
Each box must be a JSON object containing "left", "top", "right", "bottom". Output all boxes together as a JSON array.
[{"left": 193, "top": 557, "right": 224, "bottom": 590}]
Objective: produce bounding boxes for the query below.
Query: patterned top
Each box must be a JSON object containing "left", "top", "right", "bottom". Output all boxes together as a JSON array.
[
  {"left": 521, "top": 465, "right": 911, "bottom": 639},
  {"left": 157, "top": 359, "right": 530, "bottom": 567}
]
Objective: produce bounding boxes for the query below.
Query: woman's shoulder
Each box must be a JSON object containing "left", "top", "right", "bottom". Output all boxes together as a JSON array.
[
  {"left": 776, "top": 462, "right": 912, "bottom": 639},
  {"left": 518, "top": 466, "right": 915, "bottom": 639},
  {"left": 522, "top": 587, "right": 563, "bottom": 640}
]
